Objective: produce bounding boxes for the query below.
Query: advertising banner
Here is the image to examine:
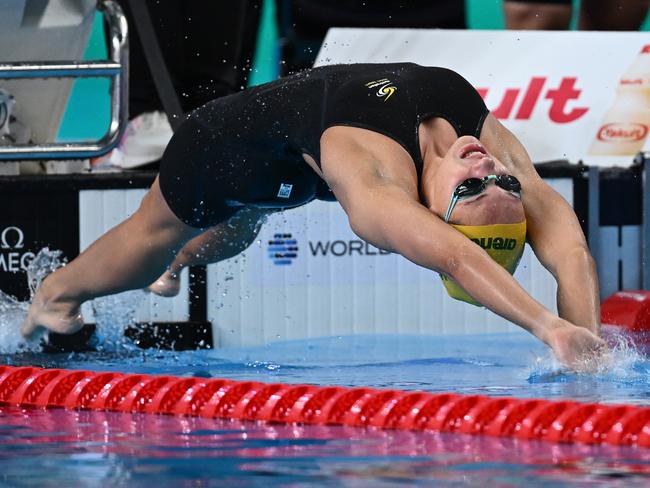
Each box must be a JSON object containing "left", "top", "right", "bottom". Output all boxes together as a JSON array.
[
  {"left": 0, "top": 187, "right": 78, "bottom": 301},
  {"left": 315, "top": 28, "right": 650, "bottom": 167}
]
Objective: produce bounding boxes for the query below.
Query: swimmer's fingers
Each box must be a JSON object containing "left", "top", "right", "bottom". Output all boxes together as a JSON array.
[
  {"left": 547, "top": 325, "right": 609, "bottom": 373},
  {"left": 20, "top": 314, "right": 41, "bottom": 340},
  {"left": 572, "top": 337, "right": 610, "bottom": 374}
]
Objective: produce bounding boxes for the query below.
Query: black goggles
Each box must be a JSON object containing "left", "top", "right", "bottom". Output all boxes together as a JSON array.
[{"left": 444, "top": 174, "right": 522, "bottom": 223}]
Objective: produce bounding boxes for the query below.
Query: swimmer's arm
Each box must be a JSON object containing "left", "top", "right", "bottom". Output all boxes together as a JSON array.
[
  {"left": 480, "top": 115, "right": 600, "bottom": 335},
  {"left": 320, "top": 129, "right": 572, "bottom": 346},
  {"left": 524, "top": 177, "right": 600, "bottom": 335}
]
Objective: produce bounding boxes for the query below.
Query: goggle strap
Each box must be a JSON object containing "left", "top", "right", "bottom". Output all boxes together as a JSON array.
[{"left": 444, "top": 194, "right": 458, "bottom": 223}]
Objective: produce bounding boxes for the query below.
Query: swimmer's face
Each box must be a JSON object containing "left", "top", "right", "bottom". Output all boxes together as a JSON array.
[{"left": 428, "top": 136, "right": 525, "bottom": 225}]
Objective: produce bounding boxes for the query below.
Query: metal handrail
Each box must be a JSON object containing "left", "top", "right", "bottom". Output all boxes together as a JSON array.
[
  {"left": 0, "top": 63, "right": 122, "bottom": 79},
  {"left": 0, "top": 0, "right": 128, "bottom": 161}
]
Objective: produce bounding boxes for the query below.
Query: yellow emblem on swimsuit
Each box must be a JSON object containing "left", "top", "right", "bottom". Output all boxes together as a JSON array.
[
  {"left": 365, "top": 78, "right": 397, "bottom": 101},
  {"left": 439, "top": 221, "right": 527, "bottom": 306}
]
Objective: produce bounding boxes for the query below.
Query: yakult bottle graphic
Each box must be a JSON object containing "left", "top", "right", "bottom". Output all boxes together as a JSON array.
[{"left": 589, "top": 44, "right": 650, "bottom": 156}]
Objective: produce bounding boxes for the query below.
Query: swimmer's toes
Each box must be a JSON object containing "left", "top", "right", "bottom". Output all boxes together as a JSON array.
[{"left": 147, "top": 276, "right": 181, "bottom": 297}]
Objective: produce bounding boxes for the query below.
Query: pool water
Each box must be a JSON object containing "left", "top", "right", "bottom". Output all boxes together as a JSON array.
[{"left": 1, "top": 331, "right": 649, "bottom": 486}]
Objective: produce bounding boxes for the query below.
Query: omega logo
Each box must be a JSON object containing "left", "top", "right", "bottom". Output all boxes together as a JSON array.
[
  {"left": 0, "top": 226, "right": 34, "bottom": 272},
  {"left": 1, "top": 226, "right": 24, "bottom": 249}
]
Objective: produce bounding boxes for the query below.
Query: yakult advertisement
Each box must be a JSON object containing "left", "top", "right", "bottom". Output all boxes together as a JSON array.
[{"left": 316, "top": 29, "right": 650, "bottom": 167}]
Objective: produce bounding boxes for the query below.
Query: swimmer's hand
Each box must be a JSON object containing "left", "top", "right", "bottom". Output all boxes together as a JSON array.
[
  {"left": 545, "top": 322, "right": 608, "bottom": 372},
  {"left": 21, "top": 281, "right": 84, "bottom": 340}
]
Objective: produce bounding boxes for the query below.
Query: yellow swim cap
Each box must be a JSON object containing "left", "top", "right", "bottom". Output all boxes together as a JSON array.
[{"left": 439, "top": 221, "right": 527, "bottom": 306}]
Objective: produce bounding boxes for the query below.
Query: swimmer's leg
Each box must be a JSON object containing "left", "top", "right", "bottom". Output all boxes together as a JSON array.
[
  {"left": 22, "top": 177, "right": 202, "bottom": 337},
  {"left": 148, "top": 206, "right": 268, "bottom": 297}
]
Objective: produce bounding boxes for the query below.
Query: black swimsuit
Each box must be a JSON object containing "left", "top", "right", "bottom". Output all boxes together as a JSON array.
[{"left": 159, "top": 62, "right": 489, "bottom": 228}]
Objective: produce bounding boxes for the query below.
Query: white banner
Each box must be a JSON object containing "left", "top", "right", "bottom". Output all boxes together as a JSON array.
[{"left": 316, "top": 28, "right": 650, "bottom": 167}]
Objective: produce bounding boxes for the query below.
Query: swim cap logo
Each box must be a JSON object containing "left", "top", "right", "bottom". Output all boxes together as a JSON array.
[
  {"left": 470, "top": 237, "right": 517, "bottom": 251},
  {"left": 365, "top": 78, "right": 397, "bottom": 102}
]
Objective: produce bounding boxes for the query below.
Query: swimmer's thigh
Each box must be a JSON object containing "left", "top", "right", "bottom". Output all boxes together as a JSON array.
[
  {"left": 158, "top": 116, "right": 242, "bottom": 229},
  {"left": 197, "top": 206, "right": 270, "bottom": 262}
]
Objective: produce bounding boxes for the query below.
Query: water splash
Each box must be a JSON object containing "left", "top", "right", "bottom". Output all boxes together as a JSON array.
[
  {"left": 528, "top": 329, "right": 649, "bottom": 387},
  {"left": 0, "top": 248, "right": 146, "bottom": 354},
  {"left": 0, "top": 247, "right": 66, "bottom": 353},
  {"left": 0, "top": 289, "right": 39, "bottom": 353},
  {"left": 91, "top": 290, "right": 146, "bottom": 352},
  {"left": 26, "top": 248, "right": 66, "bottom": 299}
]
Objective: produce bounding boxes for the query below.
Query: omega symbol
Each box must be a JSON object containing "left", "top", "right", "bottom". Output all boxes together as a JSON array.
[{"left": 1, "top": 226, "right": 24, "bottom": 249}]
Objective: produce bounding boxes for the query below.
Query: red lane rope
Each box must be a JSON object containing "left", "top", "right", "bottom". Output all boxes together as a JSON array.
[{"left": 1, "top": 365, "right": 649, "bottom": 447}]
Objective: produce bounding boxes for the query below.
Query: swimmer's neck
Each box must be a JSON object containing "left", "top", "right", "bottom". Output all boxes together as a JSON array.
[
  {"left": 418, "top": 117, "right": 458, "bottom": 167},
  {"left": 418, "top": 118, "right": 458, "bottom": 206}
]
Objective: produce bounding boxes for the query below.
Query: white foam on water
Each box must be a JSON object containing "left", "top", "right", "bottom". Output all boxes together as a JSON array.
[
  {"left": 91, "top": 290, "right": 147, "bottom": 352},
  {"left": 0, "top": 248, "right": 147, "bottom": 353},
  {"left": 528, "top": 329, "right": 648, "bottom": 383},
  {"left": 0, "top": 288, "right": 39, "bottom": 353},
  {"left": 26, "top": 248, "right": 67, "bottom": 298},
  {"left": 0, "top": 248, "right": 66, "bottom": 353}
]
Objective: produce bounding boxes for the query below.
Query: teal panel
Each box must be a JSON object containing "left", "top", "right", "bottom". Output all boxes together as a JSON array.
[
  {"left": 467, "top": 0, "right": 505, "bottom": 29},
  {"left": 57, "top": 14, "right": 111, "bottom": 142},
  {"left": 249, "top": 0, "right": 279, "bottom": 86}
]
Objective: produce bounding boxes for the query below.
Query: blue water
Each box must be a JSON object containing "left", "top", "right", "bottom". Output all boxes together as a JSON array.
[
  {"left": 1, "top": 331, "right": 650, "bottom": 486},
  {"left": 8, "top": 330, "right": 650, "bottom": 404}
]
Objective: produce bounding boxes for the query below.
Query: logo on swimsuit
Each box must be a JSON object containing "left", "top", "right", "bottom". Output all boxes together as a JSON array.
[
  {"left": 365, "top": 78, "right": 397, "bottom": 102},
  {"left": 277, "top": 183, "right": 293, "bottom": 199},
  {"left": 268, "top": 233, "right": 298, "bottom": 265}
]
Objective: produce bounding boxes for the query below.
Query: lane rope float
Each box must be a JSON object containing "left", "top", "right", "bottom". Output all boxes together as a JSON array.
[{"left": 1, "top": 365, "right": 649, "bottom": 447}]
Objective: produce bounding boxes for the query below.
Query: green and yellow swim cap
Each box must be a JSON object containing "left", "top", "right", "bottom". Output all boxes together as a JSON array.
[{"left": 439, "top": 221, "right": 527, "bottom": 306}]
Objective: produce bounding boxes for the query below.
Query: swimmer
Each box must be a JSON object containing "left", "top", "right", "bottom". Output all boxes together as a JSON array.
[{"left": 22, "top": 63, "right": 606, "bottom": 370}]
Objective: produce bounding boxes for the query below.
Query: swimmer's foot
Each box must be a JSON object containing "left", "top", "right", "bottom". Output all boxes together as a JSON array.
[
  {"left": 147, "top": 269, "right": 181, "bottom": 297},
  {"left": 21, "top": 281, "right": 84, "bottom": 339}
]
